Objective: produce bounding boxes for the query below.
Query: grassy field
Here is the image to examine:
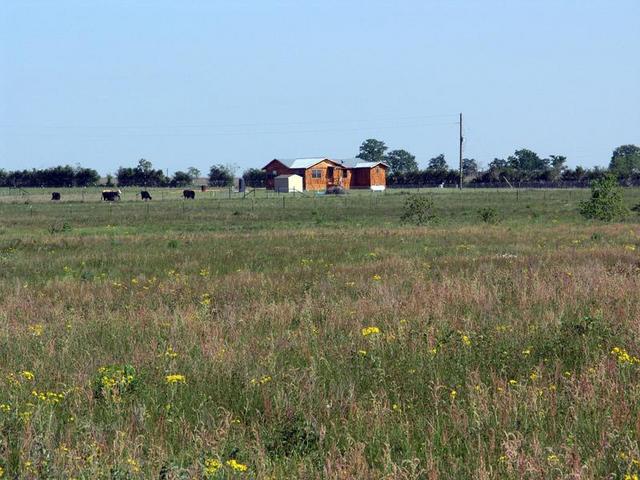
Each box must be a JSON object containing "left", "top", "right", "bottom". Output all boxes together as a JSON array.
[{"left": 2, "top": 188, "right": 640, "bottom": 479}]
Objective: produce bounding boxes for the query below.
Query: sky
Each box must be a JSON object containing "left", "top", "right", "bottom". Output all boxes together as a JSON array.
[{"left": 1, "top": 0, "right": 639, "bottom": 176}]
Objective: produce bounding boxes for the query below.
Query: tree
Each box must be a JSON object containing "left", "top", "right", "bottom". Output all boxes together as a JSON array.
[
  {"left": 117, "top": 159, "right": 167, "bottom": 186},
  {"left": 243, "top": 168, "right": 267, "bottom": 188},
  {"left": 462, "top": 158, "right": 478, "bottom": 178},
  {"left": 74, "top": 167, "right": 100, "bottom": 187},
  {"left": 427, "top": 154, "right": 448, "bottom": 172},
  {"left": 385, "top": 149, "right": 417, "bottom": 175},
  {"left": 208, "top": 164, "right": 234, "bottom": 187},
  {"left": 357, "top": 139, "right": 387, "bottom": 163},
  {"left": 507, "top": 149, "right": 549, "bottom": 180},
  {"left": 187, "top": 167, "right": 201, "bottom": 180},
  {"left": 171, "top": 171, "right": 193, "bottom": 187},
  {"left": 609, "top": 144, "right": 640, "bottom": 179},
  {"left": 137, "top": 158, "right": 153, "bottom": 174},
  {"left": 579, "top": 174, "right": 627, "bottom": 221},
  {"left": 548, "top": 155, "right": 567, "bottom": 181}
]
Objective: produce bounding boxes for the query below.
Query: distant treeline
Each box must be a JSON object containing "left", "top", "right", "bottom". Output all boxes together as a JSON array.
[
  {"left": 2, "top": 144, "right": 638, "bottom": 188},
  {"left": 0, "top": 165, "right": 100, "bottom": 188},
  {"left": 356, "top": 139, "right": 640, "bottom": 187}
]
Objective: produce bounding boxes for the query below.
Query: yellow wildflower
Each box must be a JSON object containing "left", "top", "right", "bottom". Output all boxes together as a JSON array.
[
  {"left": 199, "top": 268, "right": 210, "bottom": 277},
  {"left": 165, "top": 346, "right": 178, "bottom": 358},
  {"left": 361, "top": 326, "right": 380, "bottom": 336},
  {"left": 250, "top": 375, "right": 272, "bottom": 386},
  {"left": 358, "top": 350, "right": 367, "bottom": 356},
  {"left": 165, "top": 374, "right": 186, "bottom": 384},
  {"left": 127, "top": 458, "right": 140, "bottom": 473},
  {"left": 461, "top": 334, "right": 471, "bottom": 347},
  {"left": 20, "top": 371, "right": 34, "bottom": 381},
  {"left": 372, "top": 274, "right": 382, "bottom": 281},
  {"left": 28, "top": 324, "right": 44, "bottom": 337},
  {"left": 204, "top": 458, "right": 222, "bottom": 475},
  {"left": 450, "top": 389, "right": 457, "bottom": 400},
  {"left": 0, "top": 404, "right": 11, "bottom": 413},
  {"left": 226, "top": 459, "right": 248, "bottom": 472}
]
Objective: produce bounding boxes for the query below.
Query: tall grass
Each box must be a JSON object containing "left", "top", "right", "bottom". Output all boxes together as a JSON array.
[{"left": 1, "top": 190, "right": 640, "bottom": 478}]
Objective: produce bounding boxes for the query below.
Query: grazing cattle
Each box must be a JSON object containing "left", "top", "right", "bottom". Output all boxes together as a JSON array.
[
  {"left": 183, "top": 189, "right": 195, "bottom": 199},
  {"left": 51, "top": 192, "right": 61, "bottom": 201},
  {"left": 102, "top": 189, "right": 121, "bottom": 202},
  {"left": 140, "top": 191, "right": 152, "bottom": 201}
]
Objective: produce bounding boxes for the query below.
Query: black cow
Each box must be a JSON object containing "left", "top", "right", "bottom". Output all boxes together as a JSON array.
[
  {"left": 102, "top": 190, "right": 121, "bottom": 202},
  {"left": 183, "top": 189, "right": 195, "bottom": 199},
  {"left": 140, "top": 191, "right": 152, "bottom": 201},
  {"left": 51, "top": 192, "right": 61, "bottom": 201}
]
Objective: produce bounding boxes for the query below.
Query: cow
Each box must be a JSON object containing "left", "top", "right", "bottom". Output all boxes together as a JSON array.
[
  {"left": 102, "top": 189, "right": 121, "bottom": 201},
  {"left": 183, "top": 189, "right": 195, "bottom": 199},
  {"left": 140, "top": 191, "right": 152, "bottom": 201},
  {"left": 51, "top": 192, "right": 61, "bottom": 201}
]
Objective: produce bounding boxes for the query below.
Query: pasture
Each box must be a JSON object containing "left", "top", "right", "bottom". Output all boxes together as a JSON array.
[{"left": 2, "top": 187, "right": 640, "bottom": 479}]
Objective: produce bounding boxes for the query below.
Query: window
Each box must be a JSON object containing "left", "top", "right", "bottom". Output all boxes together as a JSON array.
[
  {"left": 342, "top": 169, "right": 348, "bottom": 178},
  {"left": 311, "top": 169, "right": 322, "bottom": 179}
]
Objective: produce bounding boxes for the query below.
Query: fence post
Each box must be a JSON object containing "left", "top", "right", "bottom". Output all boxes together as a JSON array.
[{"left": 282, "top": 196, "right": 285, "bottom": 209}]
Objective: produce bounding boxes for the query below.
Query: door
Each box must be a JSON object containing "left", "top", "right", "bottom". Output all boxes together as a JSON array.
[{"left": 326, "top": 167, "right": 334, "bottom": 185}]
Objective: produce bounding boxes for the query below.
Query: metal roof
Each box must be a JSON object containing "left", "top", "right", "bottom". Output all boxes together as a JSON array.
[
  {"left": 272, "top": 157, "right": 335, "bottom": 169},
  {"left": 335, "top": 158, "right": 390, "bottom": 169},
  {"left": 267, "top": 157, "right": 388, "bottom": 169}
]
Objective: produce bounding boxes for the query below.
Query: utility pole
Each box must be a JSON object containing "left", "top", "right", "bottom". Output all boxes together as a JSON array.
[{"left": 458, "top": 112, "right": 463, "bottom": 189}]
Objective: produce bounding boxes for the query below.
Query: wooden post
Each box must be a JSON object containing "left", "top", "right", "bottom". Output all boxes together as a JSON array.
[{"left": 459, "top": 112, "right": 463, "bottom": 189}]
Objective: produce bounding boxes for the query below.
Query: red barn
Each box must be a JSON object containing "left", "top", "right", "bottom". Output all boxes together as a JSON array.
[{"left": 262, "top": 157, "right": 388, "bottom": 191}]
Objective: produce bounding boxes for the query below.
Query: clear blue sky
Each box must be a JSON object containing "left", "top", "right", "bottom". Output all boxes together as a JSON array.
[{"left": 1, "top": 0, "right": 639, "bottom": 176}]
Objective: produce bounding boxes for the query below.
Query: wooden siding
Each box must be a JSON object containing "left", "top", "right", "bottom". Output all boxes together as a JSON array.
[
  {"left": 263, "top": 160, "right": 298, "bottom": 190},
  {"left": 350, "top": 165, "right": 387, "bottom": 188},
  {"left": 302, "top": 160, "right": 349, "bottom": 191},
  {"left": 370, "top": 166, "right": 387, "bottom": 187},
  {"left": 263, "top": 160, "right": 385, "bottom": 191}
]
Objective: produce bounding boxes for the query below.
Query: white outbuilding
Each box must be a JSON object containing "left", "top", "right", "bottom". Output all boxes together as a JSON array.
[{"left": 273, "top": 174, "right": 303, "bottom": 193}]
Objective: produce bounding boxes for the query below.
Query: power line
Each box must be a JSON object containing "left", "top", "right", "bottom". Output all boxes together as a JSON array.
[
  {"left": 0, "top": 113, "right": 459, "bottom": 131},
  {"left": 0, "top": 120, "right": 459, "bottom": 138}
]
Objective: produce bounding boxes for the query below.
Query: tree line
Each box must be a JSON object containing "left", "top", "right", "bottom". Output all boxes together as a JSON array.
[
  {"left": 0, "top": 165, "right": 100, "bottom": 188},
  {"left": 355, "top": 138, "right": 640, "bottom": 186},
  {"left": 2, "top": 144, "right": 638, "bottom": 188}
]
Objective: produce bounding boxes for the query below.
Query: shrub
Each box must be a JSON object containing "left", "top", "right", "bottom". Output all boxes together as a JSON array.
[
  {"left": 400, "top": 194, "right": 436, "bottom": 225},
  {"left": 92, "top": 364, "right": 138, "bottom": 401},
  {"left": 579, "top": 174, "right": 627, "bottom": 221},
  {"left": 478, "top": 207, "right": 499, "bottom": 224}
]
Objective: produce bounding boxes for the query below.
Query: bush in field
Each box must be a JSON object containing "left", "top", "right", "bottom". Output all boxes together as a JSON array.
[
  {"left": 400, "top": 194, "right": 436, "bottom": 225},
  {"left": 478, "top": 206, "right": 499, "bottom": 224},
  {"left": 579, "top": 174, "right": 627, "bottom": 221},
  {"left": 92, "top": 364, "right": 138, "bottom": 401}
]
